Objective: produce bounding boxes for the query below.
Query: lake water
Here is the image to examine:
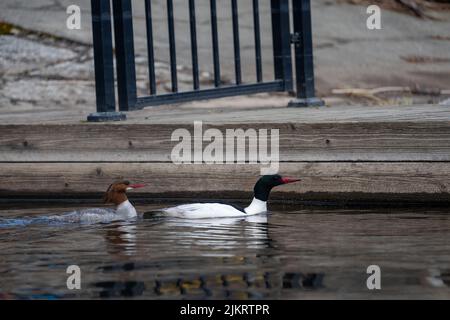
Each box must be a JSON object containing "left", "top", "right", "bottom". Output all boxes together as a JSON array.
[{"left": 0, "top": 204, "right": 449, "bottom": 299}]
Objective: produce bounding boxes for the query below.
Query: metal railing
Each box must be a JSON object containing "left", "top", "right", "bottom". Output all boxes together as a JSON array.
[{"left": 88, "top": 0, "right": 323, "bottom": 121}]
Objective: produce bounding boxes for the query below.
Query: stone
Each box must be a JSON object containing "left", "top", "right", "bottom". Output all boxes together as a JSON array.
[{"left": 0, "top": 36, "right": 77, "bottom": 75}]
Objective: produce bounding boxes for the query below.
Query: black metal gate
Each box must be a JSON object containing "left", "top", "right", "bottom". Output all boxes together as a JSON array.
[{"left": 88, "top": 0, "right": 323, "bottom": 121}]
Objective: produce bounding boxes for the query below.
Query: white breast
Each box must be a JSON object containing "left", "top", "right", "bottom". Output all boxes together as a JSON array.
[
  {"left": 244, "top": 198, "right": 267, "bottom": 215},
  {"left": 116, "top": 200, "right": 138, "bottom": 219}
]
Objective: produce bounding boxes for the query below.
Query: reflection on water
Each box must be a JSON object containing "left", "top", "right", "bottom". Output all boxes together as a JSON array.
[
  {"left": 93, "top": 271, "right": 325, "bottom": 299},
  {"left": 0, "top": 205, "right": 449, "bottom": 299}
]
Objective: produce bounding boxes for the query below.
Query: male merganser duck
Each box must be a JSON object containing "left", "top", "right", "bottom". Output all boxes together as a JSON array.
[{"left": 151, "top": 175, "right": 300, "bottom": 219}]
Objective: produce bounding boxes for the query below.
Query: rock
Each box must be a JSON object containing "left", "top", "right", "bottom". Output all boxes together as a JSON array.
[
  {"left": 1, "top": 79, "right": 95, "bottom": 108},
  {"left": 0, "top": 36, "right": 77, "bottom": 75},
  {"left": 29, "top": 60, "right": 95, "bottom": 80}
]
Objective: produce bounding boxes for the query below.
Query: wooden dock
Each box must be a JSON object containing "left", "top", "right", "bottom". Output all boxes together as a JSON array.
[{"left": 1, "top": 104, "right": 449, "bottom": 205}]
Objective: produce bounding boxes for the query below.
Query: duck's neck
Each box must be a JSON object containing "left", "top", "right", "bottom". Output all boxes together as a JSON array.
[
  {"left": 116, "top": 200, "right": 137, "bottom": 218},
  {"left": 244, "top": 197, "right": 267, "bottom": 215},
  {"left": 244, "top": 179, "right": 273, "bottom": 214}
]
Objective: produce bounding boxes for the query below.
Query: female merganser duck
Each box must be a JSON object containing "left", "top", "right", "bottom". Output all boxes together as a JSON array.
[
  {"left": 60, "top": 181, "right": 146, "bottom": 223},
  {"left": 102, "top": 181, "right": 146, "bottom": 220},
  {"left": 151, "top": 175, "right": 300, "bottom": 219},
  {"left": 0, "top": 181, "right": 146, "bottom": 227},
  {"left": 54, "top": 180, "right": 146, "bottom": 223}
]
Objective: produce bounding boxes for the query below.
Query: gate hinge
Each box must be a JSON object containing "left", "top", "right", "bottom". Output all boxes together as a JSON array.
[{"left": 290, "top": 33, "right": 301, "bottom": 44}]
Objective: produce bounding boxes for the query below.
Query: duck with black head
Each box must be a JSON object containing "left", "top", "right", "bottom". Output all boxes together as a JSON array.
[{"left": 146, "top": 175, "right": 300, "bottom": 219}]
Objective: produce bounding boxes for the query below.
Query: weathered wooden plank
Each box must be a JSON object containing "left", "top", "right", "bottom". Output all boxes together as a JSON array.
[
  {"left": 1, "top": 122, "right": 450, "bottom": 161},
  {"left": 3, "top": 104, "right": 450, "bottom": 125},
  {"left": 0, "top": 163, "right": 449, "bottom": 202}
]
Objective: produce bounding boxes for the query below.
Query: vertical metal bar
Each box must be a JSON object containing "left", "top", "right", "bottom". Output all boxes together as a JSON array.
[
  {"left": 167, "top": 0, "right": 178, "bottom": 93},
  {"left": 210, "top": 0, "right": 221, "bottom": 87},
  {"left": 231, "top": 0, "right": 241, "bottom": 85},
  {"left": 289, "top": 0, "right": 324, "bottom": 107},
  {"left": 112, "top": 0, "right": 138, "bottom": 111},
  {"left": 91, "top": 0, "right": 115, "bottom": 113},
  {"left": 271, "top": 0, "right": 293, "bottom": 91},
  {"left": 145, "top": 0, "right": 156, "bottom": 95},
  {"left": 252, "top": 0, "right": 263, "bottom": 82},
  {"left": 189, "top": 0, "right": 200, "bottom": 90}
]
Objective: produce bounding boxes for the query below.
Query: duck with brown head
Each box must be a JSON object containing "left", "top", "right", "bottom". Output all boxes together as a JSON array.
[
  {"left": 0, "top": 181, "right": 147, "bottom": 227},
  {"left": 103, "top": 181, "right": 146, "bottom": 219}
]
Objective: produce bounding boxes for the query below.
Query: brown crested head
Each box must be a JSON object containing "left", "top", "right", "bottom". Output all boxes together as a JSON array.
[
  {"left": 103, "top": 181, "right": 131, "bottom": 206},
  {"left": 103, "top": 181, "right": 147, "bottom": 206}
]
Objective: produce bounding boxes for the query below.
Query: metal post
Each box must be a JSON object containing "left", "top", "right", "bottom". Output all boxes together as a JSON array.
[
  {"left": 288, "top": 0, "right": 324, "bottom": 107},
  {"left": 210, "top": 0, "right": 221, "bottom": 87},
  {"left": 189, "top": 0, "right": 200, "bottom": 90},
  {"left": 145, "top": 0, "right": 157, "bottom": 95},
  {"left": 88, "top": 0, "right": 126, "bottom": 122},
  {"left": 112, "top": 0, "right": 138, "bottom": 111},
  {"left": 231, "top": 0, "right": 242, "bottom": 85},
  {"left": 252, "top": 0, "right": 263, "bottom": 83},
  {"left": 271, "top": 0, "right": 293, "bottom": 91},
  {"left": 167, "top": 0, "right": 178, "bottom": 93}
]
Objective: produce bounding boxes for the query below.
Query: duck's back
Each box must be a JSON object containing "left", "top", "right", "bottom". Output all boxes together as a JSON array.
[{"left": 161, "top": 203, "right": 248, "bottom": 219}]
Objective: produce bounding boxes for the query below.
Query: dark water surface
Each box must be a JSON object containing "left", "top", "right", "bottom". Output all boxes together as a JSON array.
[{"left": 0, "top": 205, "right": 449, "bottom": 299}]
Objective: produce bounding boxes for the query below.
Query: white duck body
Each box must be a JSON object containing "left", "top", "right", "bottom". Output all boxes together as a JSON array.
[{"left": 160, "top": 198, "right": 267, "bottom": 219}]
